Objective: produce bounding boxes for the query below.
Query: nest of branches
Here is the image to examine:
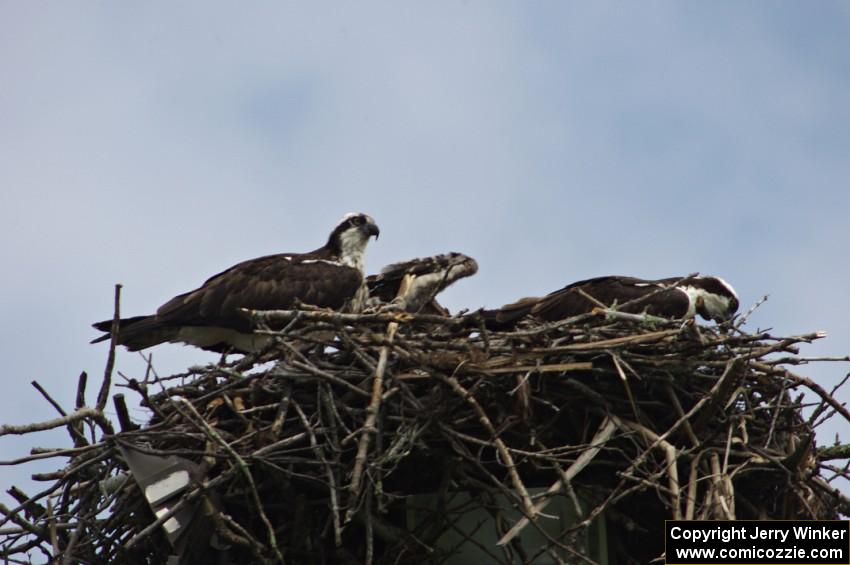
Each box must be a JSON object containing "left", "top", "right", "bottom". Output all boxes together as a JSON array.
[{"left": 2, "top": 299, "right": 850, "bottom": 565}]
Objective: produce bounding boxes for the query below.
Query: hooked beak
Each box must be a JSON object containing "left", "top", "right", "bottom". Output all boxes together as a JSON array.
[
  {"left": 365, "top": 221, "right": 380, "bottom": 240},
  {"left": 696, "top": 295, "right": 734, "bottom": 323}
]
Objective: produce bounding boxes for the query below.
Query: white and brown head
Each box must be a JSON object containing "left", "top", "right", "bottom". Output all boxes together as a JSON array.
[
  {"left": 678, "top": 276, "right": 740, "bottom": 322},
  {"left": 326, "top": 212, "right": 380, "bottom": 271}
]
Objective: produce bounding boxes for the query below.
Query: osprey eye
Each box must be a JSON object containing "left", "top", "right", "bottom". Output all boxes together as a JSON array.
[{"left": 353, "top": 216, "right": 364, "bottom": 226}]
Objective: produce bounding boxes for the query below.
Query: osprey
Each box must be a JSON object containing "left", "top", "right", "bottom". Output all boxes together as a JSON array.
[
  {"left": 481, "top": 275, "right": 739, "bottom": 330},
  {"left": 367, "top": 252, "right": 478, "bottom": 314},
  {"left": 92, "top": 213, "right": 380, "bottom": 352}
]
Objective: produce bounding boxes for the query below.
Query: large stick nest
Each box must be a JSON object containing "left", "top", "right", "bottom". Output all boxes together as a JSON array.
[{"left": 2, "top": 305, "right": 849, "bottom": 564}]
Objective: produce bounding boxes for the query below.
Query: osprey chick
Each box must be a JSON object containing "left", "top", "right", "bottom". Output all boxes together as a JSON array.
[{"left": 367, "top": 252, "right": 478, "bottom": 314}]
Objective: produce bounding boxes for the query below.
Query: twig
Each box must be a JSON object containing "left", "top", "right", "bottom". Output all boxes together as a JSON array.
[
  {"left": 497, "top": 417, "right": 618, "bottom": 546},
  {"left": 614, "top": 417, "right": 682, "bottom": 520},
  {"left": 97, "top": 283, "right": 122, "bottom": 412},
  {"left": 438, "top": 371, "right": 537, "bottom": 525},
  {"left": 291, "top": 397, "right": 342, "bottom": 548},
  {"left": 346, "top": 275, "right": 414, "bottom": 523},
  {"left": 767, "top": 363, "right": 850, "bottom": 426},
  {"left": 534, "top": 329, "right": 680, "bottom": 352},
  {"left": 735, "top": 294, "right": 769, "bottom": 329},
  {"left": 113, "top": 393, "right": 140, "bottom": 432},
  {"left": 0, "top": 407, "right": 114, "bottom": 438},
  {"left": 0, "top": 444, "right": 102, "bottom": 466},
  {"left": 243, "top": 307, "right": 460, "bottom": 327},
  {"left": 818, "top": 444, "right": 850, "bottom": 461},
  {"left": 30, "top": 380, "right": 88, "bottom": 447},
  {"left": 173, "top": 397, "right": 283, "bottom": 563}
]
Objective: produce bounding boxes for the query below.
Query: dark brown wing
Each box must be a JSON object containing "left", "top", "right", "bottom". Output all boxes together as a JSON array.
[
  {"left": 91, "top": 315, "right": 179, "bottom": 351},
  {"left": 366, "top": 273, "right": 400, "bottom": 304},
  {"left": 367, "top": 254, "right": 448, "bottom": 302},
  {"left": 482, "top": 276, "right": 694, "bottom": 331},
  {"left": 156, "top": 254, "right": 363, "bottom": 332},
  {"left": 480, "top": 296, "right": 540, "bottom": 330},
  {"left": 533, "top": 276, "right": 690, "bottom": 321}
]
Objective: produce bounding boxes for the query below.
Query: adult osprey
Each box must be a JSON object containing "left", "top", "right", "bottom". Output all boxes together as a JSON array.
[
  {"left": 92, "top": 213, "right": 380, "bottom": 352},
  {"left": 367, "top": 252, "right": 478, "bottom": 314},
  {"left": 481, "top": 275, "right": 739, "bottom": 330}
]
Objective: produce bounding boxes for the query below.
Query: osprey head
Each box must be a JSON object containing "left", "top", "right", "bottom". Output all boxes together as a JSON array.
[
  {"left": 442, "top": 252, "right": 479, "bottom": 277},
  {"left": 327, "top": 212, "right": 380, "bottom": 271},
  {"left": 682, "top": 276, "right": 740, "bottom": 322}
]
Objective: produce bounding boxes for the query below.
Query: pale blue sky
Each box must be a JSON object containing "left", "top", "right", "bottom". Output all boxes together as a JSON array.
[{"left": 2, "top": 2, "right": 849, "bottom": 506}]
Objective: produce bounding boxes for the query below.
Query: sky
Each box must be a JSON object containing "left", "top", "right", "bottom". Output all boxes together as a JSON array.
[{"left": 1, "top": 1, "right": 849, "bottom": 512}]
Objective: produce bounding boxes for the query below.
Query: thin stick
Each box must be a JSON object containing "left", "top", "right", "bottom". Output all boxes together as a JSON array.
[
  {"left": 97, "top": 284, "right": 121, "bottom": 412},
  {"left": 31, "top": 380, "right": 88, "bottom": 447},
  {"left": 439, "top": 371, "right": 537, "bottom": 526},
  {"left": 0, "top": 407, "right": 113, "bottom": 438},
  {"left": 684, "top": 452, "right": 704, "bottom": 520},
  {"left": 291, "top": 398, "right": 342, "bottom": 548},
  {"left": 615, "top": 417, "right": 682, "bottom": 520},
  {"left": 611, "top": 353, "right": 642, "bottom": 425},
  {"left": 173, "top": 397, "right": 283, "bottom": 563},
  {"left": 618, "top": 358, "right": 745, "bottom": 486},
  {"left": 497, "top": 417, "right": 618, "bottom": 546},
  {"left": 346, "top": 274, "right": 414, "bottom": 523},
  {"left": 533, "top": 329, "right": 680, "bottom": 353},
  {"left": 757, "top": 362, "right": 850, "bottom": 426},
  {"left": 244, "top": 307, "right": 459, "bottom": 327},
  {"left": 0, "top": 444, "right": 102, "bottom": 466},
  {"left": 30, "top": 381, "right": 67, "bottom": 417}
]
